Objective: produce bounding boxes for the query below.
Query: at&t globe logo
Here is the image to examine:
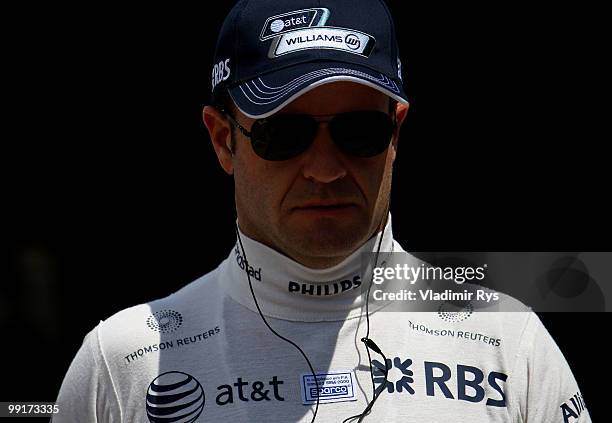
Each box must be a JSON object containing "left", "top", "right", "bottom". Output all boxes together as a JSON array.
[
  {"left": 146, "top": 371, "right": 205, "bottom": 422},
  {"left": 270, "top": 19, "right": 285, "bottom": 33}
]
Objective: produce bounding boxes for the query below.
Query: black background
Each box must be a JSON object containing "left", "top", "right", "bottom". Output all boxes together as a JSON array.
[{"left": 1, "top": 1, "right": 607, "bottom": 420}]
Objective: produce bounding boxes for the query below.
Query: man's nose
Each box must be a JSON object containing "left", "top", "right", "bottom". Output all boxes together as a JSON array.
[{"left": 300, "top": 124, "right": 348, "bottom": 183}]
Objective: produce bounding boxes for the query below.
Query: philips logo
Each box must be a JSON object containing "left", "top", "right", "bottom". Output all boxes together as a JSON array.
[
  {"left": 260, "top": 8, "right": 330, "bottom": 40},
  {"left": 288, "top": 275, "right": 361, "bottom": 296}
]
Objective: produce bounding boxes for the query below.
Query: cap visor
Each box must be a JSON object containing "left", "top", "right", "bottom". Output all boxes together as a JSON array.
[{"left": 228, "top": 61, "right": 408, "bottom": 119}]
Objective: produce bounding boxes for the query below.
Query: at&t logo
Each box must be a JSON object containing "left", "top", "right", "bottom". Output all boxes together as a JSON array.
[{"left": 146, "top": 371, "right": 205, "bottom": 422}]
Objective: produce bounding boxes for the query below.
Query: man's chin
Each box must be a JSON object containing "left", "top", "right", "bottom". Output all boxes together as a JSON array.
[{"left": 282, "top": 215, "right": 370, "bottom": 260}]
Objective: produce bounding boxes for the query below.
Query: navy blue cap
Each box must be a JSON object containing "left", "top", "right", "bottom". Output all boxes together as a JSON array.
[{"left": 211, "top": 0, "right": 408, "bottom": 118}]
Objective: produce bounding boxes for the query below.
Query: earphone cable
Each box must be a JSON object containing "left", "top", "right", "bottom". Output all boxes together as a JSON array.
[{"left": 235, "top": 225, "right": 320, "bottom": 423}]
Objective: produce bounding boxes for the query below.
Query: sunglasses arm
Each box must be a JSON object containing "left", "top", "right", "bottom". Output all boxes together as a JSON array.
[{"left": 219, "top": 108, "right": 253, "bottom": 139}]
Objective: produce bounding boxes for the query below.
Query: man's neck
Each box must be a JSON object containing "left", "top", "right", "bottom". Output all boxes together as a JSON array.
[
  {"left": 237, "top": 225, "right": 384, "bottom": 270},
  {"left": 236, "top": 211, "right": 390, "bottom": 270}
]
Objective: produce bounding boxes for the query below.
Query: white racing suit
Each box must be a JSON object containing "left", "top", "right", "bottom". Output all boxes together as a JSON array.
[{"left": 53, "top": 216, "right": 592, "bottom": 422}]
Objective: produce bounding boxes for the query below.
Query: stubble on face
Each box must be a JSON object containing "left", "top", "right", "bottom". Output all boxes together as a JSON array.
[
  {"left": 278, "top": 154, "right": 394, "bottom": 264},
  {"left": 233, "top": 82, "right": 396, "bottom": 268}
]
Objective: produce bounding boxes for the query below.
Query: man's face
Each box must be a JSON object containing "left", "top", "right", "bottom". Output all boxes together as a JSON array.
[{"left": 210, "top": 82, "right": 406, "bottom": 268}]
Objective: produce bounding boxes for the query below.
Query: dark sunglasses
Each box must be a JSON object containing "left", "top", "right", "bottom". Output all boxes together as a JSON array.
[{"left": 220, "top": 109, "right": 396, "bottom": 161}]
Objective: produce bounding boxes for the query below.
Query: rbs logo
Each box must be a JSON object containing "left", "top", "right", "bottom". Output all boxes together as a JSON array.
[
  {"left": 212, "top": 59, "right": 231, "bottom": 91},
  {"left": 374, "top": 357, "right": 508, "bottom": 408},
  {"left": 424, "top": 362, "right": 507, "bottom": 407}
]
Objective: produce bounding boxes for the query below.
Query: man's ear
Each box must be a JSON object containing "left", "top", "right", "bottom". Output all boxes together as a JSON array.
[
  {"left": 203, "top": 105, "right": 234, "bottom": 175},
  {"left": 392, "top": 102, "right": 409, "bottom": 149}
]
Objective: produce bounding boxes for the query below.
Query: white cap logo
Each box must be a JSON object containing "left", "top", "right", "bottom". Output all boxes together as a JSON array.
[
  {"left": 260, "top": 8, "right": 330, "bottom": 41},
  {"left": 397, "top": 57, "right": 403, "bottom": 81},
  {"left": 270, "top": 19, "right": 285, "bottom": 33},
  {"left": 345, "top": 34, "right": 361, "bottom": 50}
]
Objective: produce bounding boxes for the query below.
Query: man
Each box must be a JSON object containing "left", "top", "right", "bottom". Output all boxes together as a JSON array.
[{"left": 53, "top": 0, "right": 591, "bottom": 422}]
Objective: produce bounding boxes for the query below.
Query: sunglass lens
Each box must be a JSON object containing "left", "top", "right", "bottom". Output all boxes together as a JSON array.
[
  {"left": 251, "top": 115, "right": 317, "bottom": 161},
  {"left": 330, "top": 111, "right": 394, "bottom": 157}
]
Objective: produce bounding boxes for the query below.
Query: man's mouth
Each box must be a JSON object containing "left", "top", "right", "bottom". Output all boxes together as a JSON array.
[
  {"left": 293, "top": 202, "right": 358, "bottom": 214},
  {"left": 295, "top": 200, "right": 356, "bottom": 208}
]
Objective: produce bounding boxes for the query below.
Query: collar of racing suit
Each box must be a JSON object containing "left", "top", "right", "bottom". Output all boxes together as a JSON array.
[{"left": 221, "top": 214, "right": 402, "bottom": 322}]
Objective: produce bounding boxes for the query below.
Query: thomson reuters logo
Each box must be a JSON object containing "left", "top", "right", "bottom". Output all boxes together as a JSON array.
[
  {"left": 437, "top": 301, "right": 473, "bottom": 323},
  {"left": 146, "top": 309, "right": 183, "bottom": 333},
  {"left": 146, "top": 371, "right": 205, "bottom": 422}
]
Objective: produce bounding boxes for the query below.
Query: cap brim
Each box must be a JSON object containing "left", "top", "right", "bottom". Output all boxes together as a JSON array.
[{"left": 228, "top": 61, "right": 409, "bottom": 119}]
